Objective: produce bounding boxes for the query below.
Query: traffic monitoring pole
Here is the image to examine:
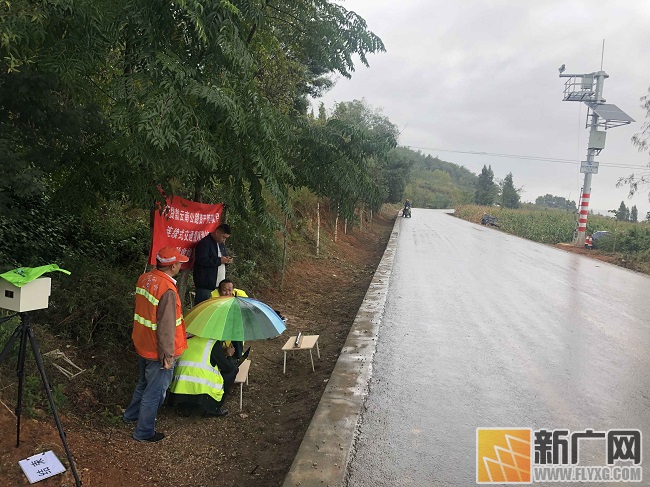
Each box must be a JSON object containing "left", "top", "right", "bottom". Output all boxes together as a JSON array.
[{"left": 559, "top": 68, "right": 633, "bottom": 245}]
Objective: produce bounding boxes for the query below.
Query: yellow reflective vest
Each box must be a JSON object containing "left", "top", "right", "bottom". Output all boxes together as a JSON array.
[
  {"left": 210, "top": 288, "right": 248, "bottom": 298},
  {"left": 169, "top": 337, "right": 224, "bottom": 402}
]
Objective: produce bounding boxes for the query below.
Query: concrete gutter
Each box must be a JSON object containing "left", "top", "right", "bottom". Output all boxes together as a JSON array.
[{"left": 282, "top": 216, "right": 400, "bottom": 487}]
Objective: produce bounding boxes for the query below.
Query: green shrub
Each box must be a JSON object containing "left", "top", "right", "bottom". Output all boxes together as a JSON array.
[
  {"left": 42, "top": 256, "right": 138, "bottom": 346},
  {"left": 0, "top": 194, "right": 80, "bottom": 270},
  {"left": 19, "top": 375, "right": 67, "bottom": 418},
  {"left": 220, "top": 211, "right": 283, "bottom": 291},
  {"left": 617, "top": 227, "right": 650, "bottom": 253},
  {"left": 71, "top": 204, "right": 150, "bottom": 266}
]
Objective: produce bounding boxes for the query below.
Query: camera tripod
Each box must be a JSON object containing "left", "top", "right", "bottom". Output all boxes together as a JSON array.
[{"left": 0, "top": 312, "right": 81, "bottom": 486}]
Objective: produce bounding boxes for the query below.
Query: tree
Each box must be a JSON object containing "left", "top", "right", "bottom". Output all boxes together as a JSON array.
[
  {"left": 500, "top": 172, "right": 520, "bottom": 209},
  {"left": 630, "top": 205, "right": 638, "bottom": 223},
  {"left": 290, "top": 99, "right": 398, "bottom": 217},
  {"left": 1, "top": 0, "right": 392, "bottom": 275},
  {"left": 619, "top": 85, "right": 650, "bottom": 199},
  {"left": 534, "top": 194, "right": 577, "bottom": 211},
  {"left": 317, "top": 103, "right": 327, "bottom": 123},
  {"left": 1, "top": 0, "right": 387, "bottom": 219},
  {"left": 332, "top": 100, "right": 400, "bottom": 207},
  {"left": 616, "top": 88, "right": 650, "bottom": 200},
  {"left": 397, "top": 148, "right": 476, "bottom": 208},
  {"left": 616, "top": 201, "right": 629, "bottom": 221},
  {"left": 474, "top": 165, "right": 498, "bottom": 206},
  {"left": 382, "top": 157, "right": 412, "bottom": 204}
]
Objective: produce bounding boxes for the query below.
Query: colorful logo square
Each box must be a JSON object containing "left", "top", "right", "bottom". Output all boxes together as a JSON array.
[{"left": 477, "top": 428, "right": 532, "bottom": 483}]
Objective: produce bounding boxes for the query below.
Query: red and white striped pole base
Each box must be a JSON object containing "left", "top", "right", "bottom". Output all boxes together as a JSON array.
[{"left": 576, "top": 192, "right": 590, "bottom": 244}]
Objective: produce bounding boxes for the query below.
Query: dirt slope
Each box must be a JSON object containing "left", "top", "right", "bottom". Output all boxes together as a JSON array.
[{"left": 0, "top": 212, "right": 395, "bottom": 487}]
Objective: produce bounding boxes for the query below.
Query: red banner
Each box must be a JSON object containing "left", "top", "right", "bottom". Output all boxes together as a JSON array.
[{"left": 149, "top": 195, "right": 224, "bottom": 270}]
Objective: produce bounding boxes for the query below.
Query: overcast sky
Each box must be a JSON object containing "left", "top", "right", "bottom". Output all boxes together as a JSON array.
[{"left": 316, "top": 0, "right": 650, "bottom": 218}]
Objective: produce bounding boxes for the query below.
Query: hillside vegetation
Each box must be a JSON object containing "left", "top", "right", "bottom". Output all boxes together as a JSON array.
[{"left": 398, "top": 148, "right": 478, "bottom": 208}]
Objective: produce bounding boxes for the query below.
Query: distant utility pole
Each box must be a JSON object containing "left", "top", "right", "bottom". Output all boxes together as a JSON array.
[{"left": 558, "top": 64, "right": 634, "bottom": 245}]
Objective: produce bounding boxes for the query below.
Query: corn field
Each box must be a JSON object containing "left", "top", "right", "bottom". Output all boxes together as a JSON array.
[
  {"left": 455, "top": 205, "right": 577, "bottom": 244},
  {"left": 455, "top": 205, "right": 650, "bottom": 265}
]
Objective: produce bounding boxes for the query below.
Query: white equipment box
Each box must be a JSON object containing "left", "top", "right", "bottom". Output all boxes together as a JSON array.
[{"left": 0, "top": 278, "right": 52, "bottom": 312}]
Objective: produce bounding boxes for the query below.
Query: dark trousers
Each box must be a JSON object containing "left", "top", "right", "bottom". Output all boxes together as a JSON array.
[
  {"left": 232, "top": 341, "right": 243, "bottom": 360},
  {"left": 222, "top": 366, "right": 238, "bottom": 397},
  {"left": 194, "top": 288, "right": 213, "bottom": 306}
]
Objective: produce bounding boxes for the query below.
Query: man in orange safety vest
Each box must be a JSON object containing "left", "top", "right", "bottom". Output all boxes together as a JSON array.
[{"left": 123, "top": 246, "right": 189, "bottom": 442}]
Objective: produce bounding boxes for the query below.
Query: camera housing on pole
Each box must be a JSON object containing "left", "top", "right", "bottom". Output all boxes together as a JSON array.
[{"left": 558, "top": 67, "right": 634, "bottom": 245}]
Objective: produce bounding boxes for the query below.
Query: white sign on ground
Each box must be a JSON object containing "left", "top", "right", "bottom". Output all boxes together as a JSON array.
[{"left": 18, "top": 450, "right": 66, "bottom": 483}]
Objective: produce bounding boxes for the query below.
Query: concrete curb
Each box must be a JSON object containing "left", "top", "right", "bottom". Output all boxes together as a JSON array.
[{"left": 282, "top": 215, "right": 400, "bottom": 487}]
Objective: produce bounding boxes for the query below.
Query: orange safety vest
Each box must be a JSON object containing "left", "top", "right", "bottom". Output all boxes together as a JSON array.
[{"left": 132, "top": 269, "right": 187, "bottom": 360}]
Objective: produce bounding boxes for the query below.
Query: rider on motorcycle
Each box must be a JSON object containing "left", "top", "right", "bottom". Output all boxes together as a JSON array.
[{"left": 403, "top": 198, "right": 412, "bottom": 217}]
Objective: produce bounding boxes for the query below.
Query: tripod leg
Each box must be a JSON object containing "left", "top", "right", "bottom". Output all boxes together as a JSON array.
[
  {"left": 0, "top": 322, "right": 22, "bottom": 364},
  {"left": 0, "top": 322, "right": 25, "bottom": 447},
  {"left": 26, "top": 323, "right": 82, "bottom": 487},
  {"left": 15, "top": 320, "right": 28, "bottom": 448}
]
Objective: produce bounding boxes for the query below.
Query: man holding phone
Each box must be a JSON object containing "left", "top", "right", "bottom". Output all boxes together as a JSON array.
[{"left": 193, "top": 223, "right": 233, "bottom": 305}]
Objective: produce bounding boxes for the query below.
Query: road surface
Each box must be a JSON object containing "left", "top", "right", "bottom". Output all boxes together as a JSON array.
[{"left": 346, "top": 209, "right": 650, "bottom": 486}]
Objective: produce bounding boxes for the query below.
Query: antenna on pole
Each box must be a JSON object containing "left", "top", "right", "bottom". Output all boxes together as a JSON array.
[
  {"left": 600, "top": 39, "right": 605, "bottom": 71},
  {"left": 558, "top": 63, "right": 634, "bottom": 246}
]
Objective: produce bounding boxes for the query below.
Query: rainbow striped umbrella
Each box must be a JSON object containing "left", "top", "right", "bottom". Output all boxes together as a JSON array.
[{"left": 184, "top": 296, "right": 286, "bottom": 341}]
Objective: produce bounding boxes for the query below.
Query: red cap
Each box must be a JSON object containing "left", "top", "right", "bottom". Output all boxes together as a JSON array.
[{"left": 156, "top": 246, "right": 189, "bottom": 265}]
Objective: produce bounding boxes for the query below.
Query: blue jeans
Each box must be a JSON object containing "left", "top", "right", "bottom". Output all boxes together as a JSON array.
[{"left": 123, "top": 357, "right": 175, "bottom": 440}]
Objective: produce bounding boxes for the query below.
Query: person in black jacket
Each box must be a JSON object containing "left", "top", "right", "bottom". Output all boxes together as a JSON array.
[{"left": 193, "top": 223, "right": 233, "bottom": 305}]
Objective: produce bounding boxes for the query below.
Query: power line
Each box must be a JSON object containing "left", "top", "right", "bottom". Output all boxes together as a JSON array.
[{"left": 405, "top": 145, "right": 649, "bottom": 170}]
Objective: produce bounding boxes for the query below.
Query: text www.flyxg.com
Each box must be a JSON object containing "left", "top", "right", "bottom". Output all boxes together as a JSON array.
[{"left": 533, "top": 466, "right": 642, "bottom": 483}]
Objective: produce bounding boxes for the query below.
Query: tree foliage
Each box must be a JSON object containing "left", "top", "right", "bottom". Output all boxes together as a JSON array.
[
  {"left": 400, "top": 149, "right": 477, "bottom": 208},
  {"left": 500, "top": 172, "right": 520, "bottom": 209},
  {"left": 534, "top": 194, "right": 577, "bottom": 212},
  {"left": 474, "top": 165, "right": 498, "bottom": 206},
  {"left": 330, "top": 100, "right": 400, "bottom": 203},
  {"left": 289, "top": 100, "right": 398, "bottom": 218},
  {"left": 1, "top": 0, "right": 387, "bottom": 225},
  {"left": 620, "top": 85, "right": 650, "bottom": 200},
  {"left": 1, "top": 0, "right": 397, "bottom": 351},
  {"left": 616, "top": 201, "right": 630, "bottom": 221},
  {"left": 421, "top": 155, "right": 478, "bottom": 192}
]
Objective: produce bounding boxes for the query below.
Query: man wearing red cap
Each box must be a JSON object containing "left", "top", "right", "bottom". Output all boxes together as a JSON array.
[{"left": 123, "top": 246, "right": 189, "bottom": 442}]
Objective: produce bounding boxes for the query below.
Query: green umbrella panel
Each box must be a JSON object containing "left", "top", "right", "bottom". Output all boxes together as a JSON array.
[{"left": 184, "top": 296, "right": 286, "bottom": 341}]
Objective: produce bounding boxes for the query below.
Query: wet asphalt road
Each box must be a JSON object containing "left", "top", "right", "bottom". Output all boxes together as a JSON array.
[{"left": 346, "top": 209, "right": 650, "bottom": 486}]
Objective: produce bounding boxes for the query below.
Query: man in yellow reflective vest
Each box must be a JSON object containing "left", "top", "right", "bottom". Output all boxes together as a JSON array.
[
  {"left": 168, "top": 336, "right": 237, "bottom": 417},
  {"left": 123, "top": 246, "right": 189, "bottom": 442},
  {"left": 210, "top": 278, "right": 248, "bottom": 299}
]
